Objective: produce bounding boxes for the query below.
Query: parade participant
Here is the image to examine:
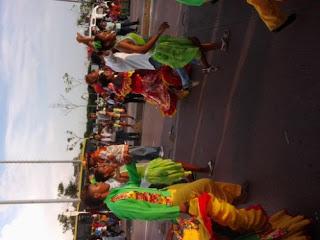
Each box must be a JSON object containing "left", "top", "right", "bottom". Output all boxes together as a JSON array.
[
  {"left": 92, "top": 133, "right": 113, "bottom": 145},
  {"left": 115, "top": 129, "right": 140, "bottom": 143},
  {"left": 97, "top": 19, "right": 139, "bottom": 36},
  {"left": 175, "top": 0, "right": 296, "bottom": 32},
  {"left": 167, "top": 207, "right": 311, "bottom": 240},
  {"left": 102, "top": 22, "right": 228, "bottom": 72},
  {"left": 85, "top": 62, "right": 186, "bottom": 116},
  {"left": 93, "top": 157, "right": 212, "bottom": 186},
  {"left": 246, "top": 0, "right": 296, "bottom": 32},
  {"left": 107, "top": 67, "right": 185, "bottom": 116},
  {"left": 81, "top": 161, "right": 268, "bottom": 233},
  {"left": 89, "top": 144, "right": 163, "bottom": 166},
  {"left": 89, "top": 114, "right": 135, "bottom": 130},
  {"left": 77, "top": 21, "right": 228, "bottom": 72},
  {"left": 96, "top": 108, "right": 135, "bottom": 120},
  {"left": 85, "top": 68, "right": 114, "bottom": 97}
]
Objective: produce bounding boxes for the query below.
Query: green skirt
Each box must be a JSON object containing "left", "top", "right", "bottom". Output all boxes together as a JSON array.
[
  {"left": 143, "top": 158, "right": 192, "bottom": 185},
  {"left": 151, "top": 35, "right": 201, "bottom": 69},
  {"left": 176, "top": 0, "right": 207, "bottom": 6}
]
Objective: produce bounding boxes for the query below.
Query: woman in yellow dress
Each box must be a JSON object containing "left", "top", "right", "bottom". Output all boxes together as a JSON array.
[
  {"left": 176, "top": 0, "right": 296, "bottom": 32},
  {"left": 167, "top": 193, "right": 311, "bottom": 240}
]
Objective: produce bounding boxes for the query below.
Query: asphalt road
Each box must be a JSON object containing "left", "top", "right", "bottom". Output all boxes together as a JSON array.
[{"left": 130, "top": 0, "right": 320, "bottom": 238}]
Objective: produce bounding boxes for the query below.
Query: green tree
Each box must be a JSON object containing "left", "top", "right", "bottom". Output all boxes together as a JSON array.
[
  {"left": 57, "top": 181, "right": 78, "bottom": 198},
  {"left": 64, "top": 181, "right": 78, "bottom": 198},
  {"left": 57, "top": 214, "right": 76, "bottom": 234},
  {"left": 57, "top": 182, "right": 64, "bottom": 197}
]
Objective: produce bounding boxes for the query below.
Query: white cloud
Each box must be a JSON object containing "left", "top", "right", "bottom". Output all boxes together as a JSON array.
[
  {"left": 0, "top": 0, "right": 89, "bottom": 239},
  {"left": 0, "top": 163, "right": 75, "bottom": 240},
  {"left": 0, "top": 204, "right": 74, "bottom": 240}
]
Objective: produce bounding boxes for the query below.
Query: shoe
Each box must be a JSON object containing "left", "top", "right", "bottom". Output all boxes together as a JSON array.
[
  {"left": 207, "top": 159, "right": 215, "bottom": 176},
  {"left": 272, "top": 13, "right": 296, "bottom": 33},
  {"left": 202, "top": 65, "right": 219, "bottom": 74},
  {"left": 176, "top": 89, "right": 190, "bottom": 99},
  {"left": 220, "top": 30, "right": 230, "bottom": 51},
  {"left": 191, "top": 81, "right": 200, "bottom": 88},
  {"left": 211, "top": 0, "right": 219, "bottom": 4},
  {"left": 159, "top": 146, "right": 164, "bottom": 158}
]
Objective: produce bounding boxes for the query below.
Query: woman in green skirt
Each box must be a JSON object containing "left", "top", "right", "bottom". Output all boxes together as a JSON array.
[
  {"left": 92, "top": 157, "right": 212, "bottom": 187},
  {"left": 113, "top": 22, "right": 229, "bottom": 72},
  {"left": 77, "top": 22, "right": 229, "bottom": 73}
]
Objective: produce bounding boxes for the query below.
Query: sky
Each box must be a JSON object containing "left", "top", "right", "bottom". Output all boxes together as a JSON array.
[{"left": 0, "top": 0, "right": 88, "bottom": 239}]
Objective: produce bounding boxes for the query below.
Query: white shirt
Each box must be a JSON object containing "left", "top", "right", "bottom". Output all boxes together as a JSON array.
[
  {"left": 105, "top": 178, "right": 124, "bottom": 190},
  {"left": 98, "top": 145, "right": 126, "bottom": 163},
  {"left": 104, "top": 51, "right": 155, "bottom": 73},
  {"left": 105, "top": 22, "right": 121, "bottom": 31}
]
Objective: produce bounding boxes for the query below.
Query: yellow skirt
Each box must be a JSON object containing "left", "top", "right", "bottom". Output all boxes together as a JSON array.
[
  {"left": 188, "top": 193, "right": 268, "bottom": 233},
  {"left": 176, "top": 208, "right": 312, "bottom": 240}
]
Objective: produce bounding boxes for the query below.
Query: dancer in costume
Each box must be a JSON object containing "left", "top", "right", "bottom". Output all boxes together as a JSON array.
[
  {"left": 92, "top": 157, "right": 212, "bottom": 186},
  {"left": 167, "top": 201, "right": 311, "bottom": 240},
  {"left": 246, "top": 0, "right": 296, "bottom": 32},
  {"left": 81, "top": 160, "right": 268, "bottom": 233},
  {"left": 109, "top": 67, "right": 185, "bottom": 116},
  {"left": 77, "top": 22, "right": 229, "bottom": 74},
  {"left": 108, "top": 22, "right": 228, "bottom": 72},
  {"left": 85, "top": 64, "right": 186, "bottom": 116},
  {"left": 175, "top": 0, "right": 296, "bottom": 32},
  {"left": 89, "top": 144, "right": 163, "bottom": 167}
]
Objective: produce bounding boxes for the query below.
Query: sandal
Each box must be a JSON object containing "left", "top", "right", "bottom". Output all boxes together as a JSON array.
[
  {"left": 188, "top": 36, "right": 201, "bottom": 47},
  {"left": 191, "top": 81, "right": 200, "bottom": 88},
  {"left": 207, "top": 159, "right": 215, "bottom": 176},
  {"left": 220, "top": 30, "right": 230, "bottom": 51},
  {"left": 202, "top": 65, "right": 219, "bottom": 74}
]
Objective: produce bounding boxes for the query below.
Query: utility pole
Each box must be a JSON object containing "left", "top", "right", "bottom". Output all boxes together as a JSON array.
[
  {"left": 54, "top": 0, "right": 81, "bottom": 3},
  {"left": 0, "top": 160, "right": 81, "bottom": 164},
  {"left": 0, "top": 199, "right": 80, "bottom": 205},
  {"left": 0, "top": 160, "right": 83, "bottom": 205}
]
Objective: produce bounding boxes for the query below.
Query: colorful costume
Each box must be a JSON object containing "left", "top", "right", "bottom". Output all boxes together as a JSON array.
[
  {"left": 246, "top": 0, "right": 288, "bottom": 31},
  {"left": 174, "top": 0, "right": 289, "bottom": 32},
  {"left": 114, "top": 68, "right": 183, "bottom": 116},
  {"left": 91, "top": 145, "right": 161, "bottom": 165},
  {"left": 121, "top": 158, "right": 192, "bottom": 185},
  {"left": 173, "top": 207, "right": 311, "bottom": 240},
  {"left": 91, "top": 144, "right": 128, "bottom": 165},
  {"left": 104, "top": 159, "right": 263, "bottom": 228},
  {"left": 114, "top": 33, "right": 200, "bottom": 69},
  {"left": 151, "top": 35, "right": 201, "bottom": 69}
]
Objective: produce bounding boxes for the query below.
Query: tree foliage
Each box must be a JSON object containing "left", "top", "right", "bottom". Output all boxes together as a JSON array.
[
  {"left": 57, "top": 181, "right": 78, "bottom": 198},
  {"left": 65, "top": 181, "right": 78, "bottom": 198},
  {"left": 57, "top": 182, "right": 65, "bottom": 197},
  {"left": 57, "top": 214, "right": 76, "bottom": 234}
]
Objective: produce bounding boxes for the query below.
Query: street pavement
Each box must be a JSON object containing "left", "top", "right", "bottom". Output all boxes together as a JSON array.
[{"left": 129, "top": 0, "right": 320, "bottom": 239}]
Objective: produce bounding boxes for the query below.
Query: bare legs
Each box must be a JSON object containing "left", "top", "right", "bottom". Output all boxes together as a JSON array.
[
  {"left": 107, "top": 112, "right": 135, "bottom": 120},
  {"left": 188, "top": 31, "right": 229, "bottom": 73},
  {"left": 176, "top": 160, "right": 209, "bottom": 173},
  {"left": 120, "top": 114, "right": 135, "bottom": 120}
]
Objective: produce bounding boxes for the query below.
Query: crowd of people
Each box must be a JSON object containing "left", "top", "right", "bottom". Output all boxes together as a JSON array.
[
  {"left": 76, "top": 0, "right": 310, "bottom": 240},
  {"left": 89, "top": 213, "right": 125, "bottom": 240}
]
